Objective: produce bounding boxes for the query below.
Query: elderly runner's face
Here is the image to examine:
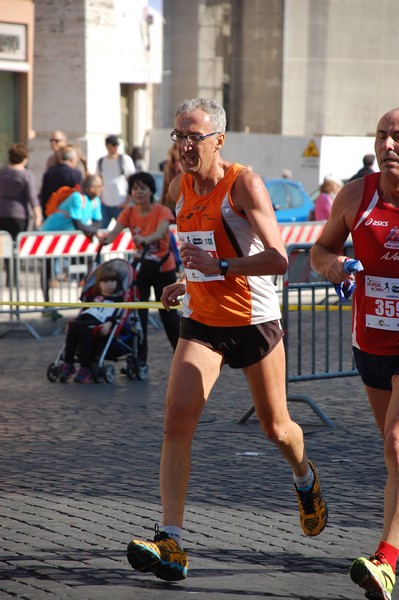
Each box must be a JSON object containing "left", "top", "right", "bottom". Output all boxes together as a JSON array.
[{"left": 173, "top": 109, "right": 219, "bottom": 174}]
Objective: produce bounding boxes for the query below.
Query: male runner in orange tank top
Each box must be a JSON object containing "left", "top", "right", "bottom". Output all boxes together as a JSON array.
[
  {"left": 126, "top": 98, "right": 328, "bottom": 583},
  {"left": 311, "top": 107, "right": 399, "bottom": 600}
]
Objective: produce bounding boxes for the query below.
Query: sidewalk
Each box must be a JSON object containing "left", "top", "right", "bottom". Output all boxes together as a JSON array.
[{"left": 0, "top": 318, "right": 387, "bottom": 600}]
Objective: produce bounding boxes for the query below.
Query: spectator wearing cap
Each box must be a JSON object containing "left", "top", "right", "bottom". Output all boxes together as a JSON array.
[
  {"left": 96, "top": 135, "right": 136, "bottom": 228},
  {"left": 348, "top": 153, "right": 376, "bottom": 181},
  {"left": 282, "top": 168, "right": 293, "bottom": 179}
]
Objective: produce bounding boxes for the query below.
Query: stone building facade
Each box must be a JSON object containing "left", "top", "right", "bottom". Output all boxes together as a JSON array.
[
  {"left": 1, "top": 0, "right": 399, "bottom": 186},
  {"left": 160, "top": 0, "right": 399, "bottom": 137}
]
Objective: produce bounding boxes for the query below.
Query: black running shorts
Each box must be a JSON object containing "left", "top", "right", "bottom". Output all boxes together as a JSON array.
[
  {"left": 353, "top": 347, "right": 399, "bottom": 391},
  {"left": 179, "top": 317, "right": 283, "bottom": 369}
]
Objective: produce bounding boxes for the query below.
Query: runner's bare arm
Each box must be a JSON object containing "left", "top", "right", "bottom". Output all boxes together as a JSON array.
[
  {"left": 310, "top": 179, "right": 364, "bottom": 283},
  {"left": 227, "top": 169, "right": 288, "bottom": 276},
  {"left": 176, "top": 169, "right": 288, "bottom": 277}
]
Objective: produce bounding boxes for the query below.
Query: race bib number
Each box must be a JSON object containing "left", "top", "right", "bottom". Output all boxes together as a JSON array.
[
  {"left": 365, "top": 275, "right": 399, "bottom": 331},
  {"left": 178, "top": 230, "right": 223, "bottom": 282}
]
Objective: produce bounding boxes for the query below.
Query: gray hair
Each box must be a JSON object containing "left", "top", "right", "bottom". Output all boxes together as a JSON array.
[
  {"left": 82, "top": 174, "right": 100, "bottom": 194},
  {"left": 175, "top": 98, "right": 226, "bottom": 133},
  {"left": 60, "top": 148, "right": 78, "bottom": 162}
]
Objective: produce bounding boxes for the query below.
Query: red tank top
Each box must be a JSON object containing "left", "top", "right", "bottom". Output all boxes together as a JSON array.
[{"left": 351, "top": 172, "right": 399, "bottom": 354}]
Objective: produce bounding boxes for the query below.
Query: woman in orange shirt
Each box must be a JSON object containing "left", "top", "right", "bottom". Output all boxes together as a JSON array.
[{"left": 100, "top": 172, "right": 180, "bottom": 364}]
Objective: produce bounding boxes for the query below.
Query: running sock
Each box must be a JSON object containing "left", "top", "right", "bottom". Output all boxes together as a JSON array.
[
  {"left": 293, "top": 466, "right": 315, "bottom": 490},
  {"left": 375, "top": 541, "right": 399, "bottom": 572},
  {"left": 162, "top": 525, "right": 183, "bottom": 549}
]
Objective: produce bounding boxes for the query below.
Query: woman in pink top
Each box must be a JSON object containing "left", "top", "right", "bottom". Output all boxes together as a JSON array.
[{"left": 314, "top": 175, "right": 343, "bottom": 221}]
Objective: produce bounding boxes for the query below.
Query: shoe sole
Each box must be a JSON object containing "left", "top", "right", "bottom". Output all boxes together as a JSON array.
[
  {"left": 350, "top": 561, "right": 391, "bottom": 600},
  {"left": 302, "top": 501, "right": 328, "bottom": 536},
  {"left": 127, "top": 541, "right": 187, "bottom": 582}
]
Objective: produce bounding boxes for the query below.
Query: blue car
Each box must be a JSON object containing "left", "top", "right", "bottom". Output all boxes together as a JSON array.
[{"left": 261, "top": 178, "right": 314, "bottom": 222}]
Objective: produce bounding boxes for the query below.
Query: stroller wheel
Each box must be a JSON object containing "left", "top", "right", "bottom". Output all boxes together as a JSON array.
[
  {"left": 103, "top": 364, "right": 115, "bottom": 384},
  {"left": 136, "top": 362, "right": 148, "bottom": 381},
  {"left": 47, "top": 363, "right": 59, "bottom": 382}
]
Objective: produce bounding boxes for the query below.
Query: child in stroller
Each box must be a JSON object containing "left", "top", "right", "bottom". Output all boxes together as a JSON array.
[{"left": 47, "top": 258, "right": 148, "bottom": 384}]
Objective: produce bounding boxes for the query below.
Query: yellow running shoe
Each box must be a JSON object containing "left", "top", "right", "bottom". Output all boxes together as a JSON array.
[
  {"left": 294, "top": 460, "right": 328, "bottom": 536},
  {"left": 350, "top": 555, "right": 395, "bottom": 600},
  {"left": 127, "top": 525, "right": 188, "bottom": 582}
]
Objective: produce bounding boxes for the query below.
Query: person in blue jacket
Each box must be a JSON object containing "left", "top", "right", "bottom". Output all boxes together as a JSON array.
[
  {"left": 40, "top": 174, "right": 103, "bottom": 305},
  {"left": 41, "top": 174, "right": 103, "bottom": 235}
]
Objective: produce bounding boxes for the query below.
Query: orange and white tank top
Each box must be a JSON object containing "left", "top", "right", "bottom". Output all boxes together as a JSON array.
[
  {"left": 351, "top": 172, "right": 399, "bottom": 354},
  {"left": 175, "top": 163, "right": 281, "bottom": 326}
]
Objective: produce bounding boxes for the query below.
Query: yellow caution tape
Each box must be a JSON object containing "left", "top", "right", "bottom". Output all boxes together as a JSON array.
[
  {"left": 0, "top": 301, "right": 349, "bottom": 312},
  {"left": 286, "top": 304, "right": 352, "bottom": 312},
  {"left": 0, "top": 300, "right": 180, "bottom": 310}
]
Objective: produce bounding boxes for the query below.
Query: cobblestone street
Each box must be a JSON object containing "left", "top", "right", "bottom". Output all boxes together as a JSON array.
[{"left": 0, "top": 319, "right": 387, "bottom": 599}]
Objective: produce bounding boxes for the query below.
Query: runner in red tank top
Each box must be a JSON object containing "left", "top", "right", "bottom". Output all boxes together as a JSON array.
[{"left": 311, "top": 107, "right": 399, "bottom": 600}]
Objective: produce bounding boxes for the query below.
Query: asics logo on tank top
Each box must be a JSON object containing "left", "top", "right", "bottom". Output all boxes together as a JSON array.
[{"left": 365, "top": 218, "right": 389, "bottom": 226}]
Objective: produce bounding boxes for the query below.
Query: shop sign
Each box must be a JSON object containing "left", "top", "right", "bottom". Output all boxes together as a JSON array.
[{"left": 0, "top": 22, "right": 26, "bottom": 61}]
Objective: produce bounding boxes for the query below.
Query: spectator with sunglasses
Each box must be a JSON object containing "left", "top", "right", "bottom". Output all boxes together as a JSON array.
[{"left": 46, "top": 130, "right": 68, "bottom": 169}]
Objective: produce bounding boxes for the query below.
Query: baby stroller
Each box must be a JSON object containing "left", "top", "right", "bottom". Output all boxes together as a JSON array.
[{"left": 46, "top": 256, "right": 149, "bottom": 384}]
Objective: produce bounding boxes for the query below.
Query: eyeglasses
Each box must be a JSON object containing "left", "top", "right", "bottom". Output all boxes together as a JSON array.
[
  {"left": 50, "top": 138, "right": 62, "bottom": 143},
  {"left": 170, "top": 131, "right": 220, "bottom": 145}
]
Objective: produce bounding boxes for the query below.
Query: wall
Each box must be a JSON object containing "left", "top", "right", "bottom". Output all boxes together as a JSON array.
[
  {"left": 229, "top": 0, "right": 284, "bottom": 133},
  {"left": 282, "top": 0, "right": 399, "bottom": 136},
  {"left": 29, "top": 0, "right": 123, "bottom": 184},
  {"left": 0, "top": 0, "right": 34, "bottom": 162},
  {"left": 159, "top": 0, "right": 399, "bottom": 140}
]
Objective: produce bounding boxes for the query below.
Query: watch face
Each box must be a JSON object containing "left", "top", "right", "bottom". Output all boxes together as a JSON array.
[{"left": 219, "top": 259, "right": 229, "bottom": 275}]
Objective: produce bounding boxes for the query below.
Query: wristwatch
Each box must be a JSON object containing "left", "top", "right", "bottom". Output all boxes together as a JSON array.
[{"left": 219, "top": 259, "right": 229, "bottom": 276}]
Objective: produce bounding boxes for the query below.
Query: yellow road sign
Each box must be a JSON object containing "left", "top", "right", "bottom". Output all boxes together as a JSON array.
[{"left": 303, "top": 139, "right": 320, "bottom": 158}]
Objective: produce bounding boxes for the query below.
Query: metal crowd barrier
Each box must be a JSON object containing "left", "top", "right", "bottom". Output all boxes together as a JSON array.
[
  {"left": 1, "top": 223, "right": 334, "bottom": 350},
  {"left": 0, "top": 230, "right": 15, "bottom": 319},
  {"left": 0, "top": 230, "right": 135, "bottom": 339},
  {"left": 0, "top": 230, "right": 44, "bottom": 339},
  {"left": 238, "top": 242, "right": 358, "bottom": 428}
]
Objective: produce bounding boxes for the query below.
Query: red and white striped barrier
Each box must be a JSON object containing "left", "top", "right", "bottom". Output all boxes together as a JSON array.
[
  {"left": 279, "top": 222, "right": 325, "bottom": 245},
  {"left": 16, "top": 231, "right": 133, "bottom": 258},
  {"left": 16, "top": 222, "right": 326, "bottom": 258}
]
